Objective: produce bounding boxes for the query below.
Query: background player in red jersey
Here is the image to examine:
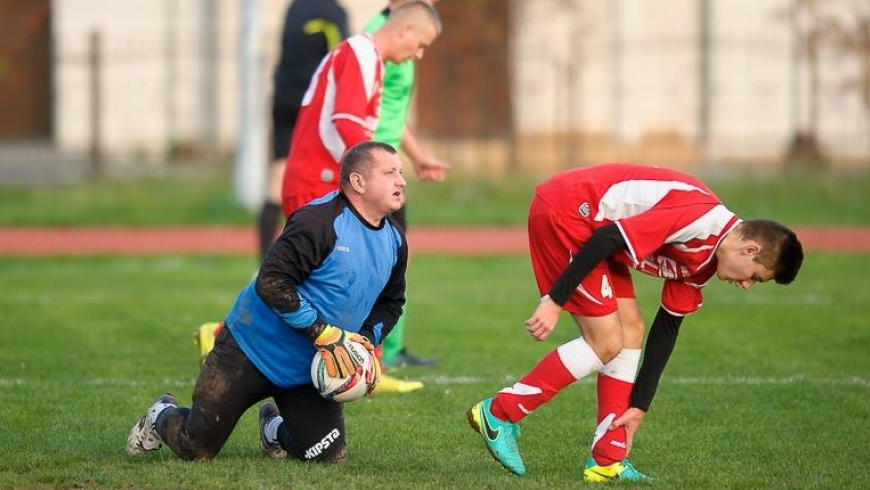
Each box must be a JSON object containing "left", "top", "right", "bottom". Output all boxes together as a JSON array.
[
  {"left": 280, "top": 1, "right": 441, "bottom": 218},
  {"left": 466, "top": 162, "right": 804, "bottom": 481},
  {"left": 256, "top": 0, "right": 348, "bottom": 262},
  {"left": 196, "top": 2, "right": 440, "bottom": 368}
]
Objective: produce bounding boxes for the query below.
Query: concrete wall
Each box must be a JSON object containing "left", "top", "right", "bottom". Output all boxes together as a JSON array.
[
  {"left": 51, "top": 0, "right": 384, "bottom": 163},
  {"left": 49, "top": 0, "right": 870, "bottom": 170},
  {"left": 512, "top": 0, "right": 869, "bottom": 170}
]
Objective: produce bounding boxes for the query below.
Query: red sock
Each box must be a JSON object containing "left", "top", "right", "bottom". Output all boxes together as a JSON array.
[
  {"left": 491, "top": 349, "right": 577, "bottom": 423},
  {"left": 590, "top": 373, "right": 632, "bottom": 466}
]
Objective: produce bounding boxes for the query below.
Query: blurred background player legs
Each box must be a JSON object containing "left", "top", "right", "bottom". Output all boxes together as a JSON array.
[
  {"left": 372, "top": 206, "right": 426, "bottom": 394},
  {"left": 256, "top": 0, "right": 348, "bottom": 261},
  {"left": 364, "top": 0, "right": 449, "bottom": 379},
  {"left": 379, "top": 207, "right": 437, "bottom": 369}
]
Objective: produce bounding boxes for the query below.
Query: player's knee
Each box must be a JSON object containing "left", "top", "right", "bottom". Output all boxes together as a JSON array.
[
  {"left": 177, "top": 447, "right": 219, "bottom": 461},
  {"left": 292, "top": 427, "right": 346, "bottom": 462},
  {"left": 597, "top": 340, "right": 623, "bottom": 363},
  {"left": 621, "top": 317, "right": 646, "bottom": 348},
  {"left": 585, "top": 333, "right": 623, "bottom": 363},
  {"left": 296, "top": 441, "right": 347, "bottom": 463},
  {"left": 318, "top": 444, "right": 348, "bottom": 464}
]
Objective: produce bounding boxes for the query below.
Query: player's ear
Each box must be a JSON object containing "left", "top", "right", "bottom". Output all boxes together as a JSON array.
[
  {"left": 398, "top": 22, "right": 415, "bottom": 40},
  {"left": 743, "top": 242, "right": 761, "bottom": 256},
  {"left": 350, "top": 172, "right": 366, "bottom": 194}
]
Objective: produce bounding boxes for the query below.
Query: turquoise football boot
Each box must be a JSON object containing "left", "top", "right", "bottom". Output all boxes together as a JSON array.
[
  {"left": 584, "top": 457, "right": 652, "bottom": 482},
  {"left": 466, "top": 397, "right": 526, "bottom": 476}
]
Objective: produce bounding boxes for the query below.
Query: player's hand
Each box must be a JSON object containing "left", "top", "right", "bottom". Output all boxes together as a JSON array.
[
  {"left": 365, "top": 354, "right": 382, "bottom": 396},
  {"left": 414, "top": 155, "right": 450, "bottom": 182},
  {"left": 524, "top": 295, "right": 562, "bottom": 341},
  {"left": 610, "top": 407, "right": 646, "bottom": 455},
  {"left": 313, "top": 325, "right": 373, "bottom": 378}
]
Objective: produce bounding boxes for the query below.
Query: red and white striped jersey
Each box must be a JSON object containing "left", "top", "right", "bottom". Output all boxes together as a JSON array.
[
  {"left": 281, "top": 33, "right": 383, "bottom": 214},
  {"left": 536, "top": 163, "right": 741, "bottom": 314}
]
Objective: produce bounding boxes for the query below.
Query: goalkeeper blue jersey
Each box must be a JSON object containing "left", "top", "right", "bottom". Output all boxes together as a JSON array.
[{"left": 225, "top": 191, "right": 407, "bottom": 388}]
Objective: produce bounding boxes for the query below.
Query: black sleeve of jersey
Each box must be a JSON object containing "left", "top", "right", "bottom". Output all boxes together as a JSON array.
[
  {"left": 630, "top": 306, "right": 684, "bottom": 411},
  {"left": 254, "top": 200, "right": 337, "bottom": 333},
  {"left": 548, "top": 224, "right": 627, "bottom": 306},
  {"left": 358, "top": 216, "right": 408, "bottom": 345}
]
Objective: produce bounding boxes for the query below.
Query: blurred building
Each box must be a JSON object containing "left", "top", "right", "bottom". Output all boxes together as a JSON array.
[{"left": 0, "top": 0, "right": 867, "bottom": 180}]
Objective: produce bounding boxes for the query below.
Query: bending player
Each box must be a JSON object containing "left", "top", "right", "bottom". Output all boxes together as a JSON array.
[{"left": 466, "top": 162, "right": 804, "bottom": 481}]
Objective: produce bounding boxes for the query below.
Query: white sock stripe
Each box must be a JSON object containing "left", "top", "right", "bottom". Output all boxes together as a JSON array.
[
  {"left": 590, "top": 413, "right": 616, "bottom": 451},
  {"left": 497, "top": 382, "right": 543, "bottom": 396}
]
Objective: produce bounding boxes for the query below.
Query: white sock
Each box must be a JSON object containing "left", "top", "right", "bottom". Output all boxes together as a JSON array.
[
  {"left": 147, "top": 402, "right": 175, "bottom": 426},
  {"left": 265, "top": 416, "right": 283, "bottom": 444},
  {"left": 599, "top": 348, "right": 642, "bottom": 383},
  {"left": 556, "top": 337, "right": 604, "bottom": 380}
]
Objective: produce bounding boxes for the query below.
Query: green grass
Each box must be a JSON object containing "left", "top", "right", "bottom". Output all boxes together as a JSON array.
[
  {"left": 1, "top": 253, "right": 868, "bottom": 489},
  {"left": 1, "top": 168, "right": 869, "bottom": 226},
  {"left": 1, "top": 168, "right": 868, "bottom": 488},
  {"left": 0, "top": 175, "right": 252, "bottom": 226}
]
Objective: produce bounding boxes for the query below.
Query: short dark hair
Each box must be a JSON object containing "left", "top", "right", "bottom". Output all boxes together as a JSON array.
[
  {"left": 741, "top": 219, "right": 804, "bottom": 284},
  {"left": 339, "top": 141, "right": 398, "bottom": 187}
]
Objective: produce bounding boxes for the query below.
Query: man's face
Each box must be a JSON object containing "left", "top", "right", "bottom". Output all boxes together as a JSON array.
[
  {"left": 715, "top": 242, "right": 775, "bottom": 290},
  {"left": 391, "top": 20, "right": 439, "bottom": 64},
  {"left": 362, "top": 149, "right": 407, "bottom": 215}
]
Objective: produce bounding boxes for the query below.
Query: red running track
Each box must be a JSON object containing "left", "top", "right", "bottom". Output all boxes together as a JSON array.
[{"left": 0, "top": 226, "right": 869, "bottom": 256}]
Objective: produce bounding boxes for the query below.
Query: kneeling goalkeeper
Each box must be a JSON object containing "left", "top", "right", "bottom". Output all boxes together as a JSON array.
[{"left": 125, "top": 141, "right": 408, "bottom": 462}]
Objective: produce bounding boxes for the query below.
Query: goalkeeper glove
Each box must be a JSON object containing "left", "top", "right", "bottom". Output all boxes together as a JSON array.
[{"left": 313, "top": 325, "right": 374, "bottom": 378}]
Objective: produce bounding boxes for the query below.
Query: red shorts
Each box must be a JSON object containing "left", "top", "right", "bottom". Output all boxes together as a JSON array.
[
  {"left": 282, "top": 182, "right": 338, "bottom": 219},
  {"left": 527, "top": 193, "right": 635, "bottom": 317}
]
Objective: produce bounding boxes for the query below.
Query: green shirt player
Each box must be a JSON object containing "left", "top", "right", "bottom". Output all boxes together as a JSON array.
[{"left": 364, "top": 0, "right": 449, "bottom": 389}]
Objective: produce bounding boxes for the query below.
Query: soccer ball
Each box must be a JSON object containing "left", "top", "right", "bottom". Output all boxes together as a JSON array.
[{"left": 310, "top": 341, "right": 377, "bottom": 402}]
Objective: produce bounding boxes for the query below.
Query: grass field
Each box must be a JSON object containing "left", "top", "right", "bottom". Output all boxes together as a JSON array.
[
  {"left": 1, "top": 171, "right": 868, "bottom": 488},
  {"left": 1, "top": 168, "right": 869, "bottom": 226},
  {"left": 1, "top": 251, "right": 868, "bottom": 489}
]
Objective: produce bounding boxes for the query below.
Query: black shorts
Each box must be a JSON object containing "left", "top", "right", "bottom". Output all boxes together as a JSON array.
[
  {"left": 271, "top": 117, "right": 296, "bottom": 161},
  {"left": 273, "top": 383, "right": 347, "bottom": 461},
  {"left": 157, "top": 326, "right": 347, "bottom": 461},
  {"left": 271, "top": 92, "right": 302, "bottom": 161}
]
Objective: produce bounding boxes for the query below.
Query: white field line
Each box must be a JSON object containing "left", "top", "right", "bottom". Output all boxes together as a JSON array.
[{"left": 427, "top": 374, "right": 870, "bottom": 388}]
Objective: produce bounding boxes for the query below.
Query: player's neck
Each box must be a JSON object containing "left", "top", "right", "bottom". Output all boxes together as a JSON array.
[{"left": 346, "top": 196, "right": 386, "bottom": 228}]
